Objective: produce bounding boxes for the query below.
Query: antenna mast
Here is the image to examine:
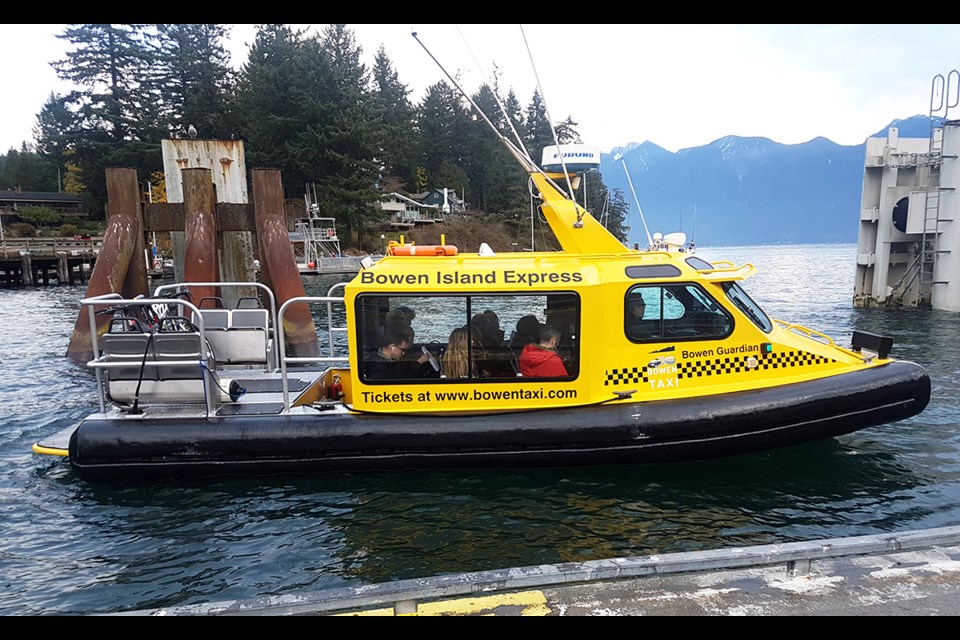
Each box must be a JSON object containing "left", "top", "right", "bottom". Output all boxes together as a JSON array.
[
  {"left": 519, "top": 24, "right": 579, "bottom": 222},
  {"left": 411, "top": 27, "right": 574, "bottom": 202},
  {"left": 622, "top": 160, "right": 653, "bottom": 247}
]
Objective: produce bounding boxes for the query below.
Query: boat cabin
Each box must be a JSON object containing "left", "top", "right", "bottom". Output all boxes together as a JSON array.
[{"left": 336, "top": 172, "right": 871, "bottom": 416}]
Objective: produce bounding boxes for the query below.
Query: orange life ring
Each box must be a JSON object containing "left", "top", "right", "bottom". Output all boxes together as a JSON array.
[{"left": 387, "top": 243, "right": 459, "bottom": 256}]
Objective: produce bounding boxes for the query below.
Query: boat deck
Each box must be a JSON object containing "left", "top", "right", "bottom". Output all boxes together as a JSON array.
[
  {"left": 33, "top": 367, "right": 337, "bottom": 456},
  {"left": 129, "top": 366, "right": 329, "bottom": 418}
]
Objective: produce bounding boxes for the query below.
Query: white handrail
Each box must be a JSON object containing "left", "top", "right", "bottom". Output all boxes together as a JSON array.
[{"left": 277, "top": 295, "right": 350, "bottom": 410}]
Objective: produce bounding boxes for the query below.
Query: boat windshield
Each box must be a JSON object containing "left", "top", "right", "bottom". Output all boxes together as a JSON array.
[{"left": 722, "top": 282, "right": 772, "bottom": 332}]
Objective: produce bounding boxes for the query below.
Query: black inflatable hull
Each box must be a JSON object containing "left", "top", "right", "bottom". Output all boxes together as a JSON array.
[{"left": 69, "top": 360, "right": 931, "bottom": 481}]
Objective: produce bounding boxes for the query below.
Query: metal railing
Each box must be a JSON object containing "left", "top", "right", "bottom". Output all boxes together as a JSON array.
[
  {"left": 276, "top": 283, "right": 350, "bottom": 409},
  {"left": 81, "top": 293, "right": 218, "bottom": 415},
  {"left": 83, "top": 281, "right": 351, "bottom": 414},
  {"left": 152, "top": 281, "right": 279, "bottom": 369}
]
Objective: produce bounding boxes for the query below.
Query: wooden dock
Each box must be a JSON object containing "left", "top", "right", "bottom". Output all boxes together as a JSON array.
[{"left": 0, "top": 238, "right": 100, "bottom": 287}]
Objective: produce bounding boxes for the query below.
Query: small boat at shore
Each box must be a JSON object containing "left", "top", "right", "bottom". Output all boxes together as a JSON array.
[
  {"left": 290, "top": 183, "right": 375, "bottom": 276},
  {"left": 32, "top": 33, "right": 931, "bottom": 482}
]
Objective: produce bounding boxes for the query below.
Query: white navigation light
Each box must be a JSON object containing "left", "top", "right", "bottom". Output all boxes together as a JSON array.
[{"left": 541, "top": 144, "right": 601, "bottom": 173}]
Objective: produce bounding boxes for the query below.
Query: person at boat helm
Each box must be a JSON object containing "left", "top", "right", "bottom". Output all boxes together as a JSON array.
[
  {"left": 627, "top": 297, "right": 655, "bottom": 339},
  {"left": 518, "top": 325, "right": 568, "bottom": 378},
  {"left": 628, "top": 298, "right": 646, "bottom": 327},
  {"left": 366, "top": 326, "right": 437, "bottom": 380}
]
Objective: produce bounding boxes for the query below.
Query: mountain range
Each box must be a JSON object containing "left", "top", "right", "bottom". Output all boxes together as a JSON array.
[{"left": 597, "top": 114, "right": 937, "bottom": 247}]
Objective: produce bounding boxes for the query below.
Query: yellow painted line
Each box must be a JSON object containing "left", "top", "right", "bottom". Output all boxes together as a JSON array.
[
  {"left": 334, "top": 590, "right": 551, "bottom": 616},
  {"left": 32, "top": 444, "right": 69, "bottom": 457}
]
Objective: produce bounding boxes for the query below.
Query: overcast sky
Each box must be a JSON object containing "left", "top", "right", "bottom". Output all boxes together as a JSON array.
[{"left": 3, "top": 24, "right": 959, "bottom": 156}]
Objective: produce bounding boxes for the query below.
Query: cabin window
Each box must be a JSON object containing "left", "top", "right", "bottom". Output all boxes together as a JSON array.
[
  {"left": 684, "top": 256, "right": 715, "bottom": 271},
  {"left": 357, "top": 293, "right": 579, "bottom": 382},
  {"left": 625, "top": 284, "right": 733, "bottom": 342},
  {"left": 722, "top": 282, "right": 772, "bottom": 332}
]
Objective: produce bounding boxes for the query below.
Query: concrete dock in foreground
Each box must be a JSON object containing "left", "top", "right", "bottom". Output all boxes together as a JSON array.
[{"left": 120, "top": 525, "right": 960, "bottom": 616}]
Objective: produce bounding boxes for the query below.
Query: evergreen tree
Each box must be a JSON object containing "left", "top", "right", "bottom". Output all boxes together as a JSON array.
[
  {"left": 461, "top": 83, "right": 525, "bottom": 214},
  {"left": 603, "top": 188, "right": 630, "bottom": 243},
  {"left": 52, "top": 24, "right": 159, "bottom": 142},
  {"left": 370, "top": 46, "right": 418, "bottom": 192},
  {"left": 32, "top": 92, "right": 89, "bottom": 197},
  {"left": 0, "top": 144, "right": 58, "bottom": 192},
  {"left": 12, "top": 22, "right": 609, "bottom": 241},
  {"left": 524, "top": 89, "right": 581, "bottom": 158},
  {"left": 33, "top": 92, "right": 76, "bottom": 160},
  {"left": 48, "top": 24, "right": 167, "bottom": 216},
  {"left": 502, "top": 88, "right": 527, "bottom": 150},
  {"left": 577, "top": 171, "right": 628, "bottom": 244},
  {"left": 416, "top": 81, "right": 466, "bottom": 190},
  {"left": 234, "top": 24, "right": 326, "bottom": 193},
  {"left": 524, "top": 89, "right": 554, "bottom": 160},
  {"left": 153, "top": 24, "right": 236, "bottom": 139},
  {"left": 33, "top": 91, "right": 105, "bottom": 211},
  {"left": 311, "top": 24, "right": 382, "bottom": 248}
]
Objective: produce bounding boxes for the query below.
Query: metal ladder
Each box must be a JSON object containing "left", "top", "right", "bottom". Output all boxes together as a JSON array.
[
  {"left": 919, "top": 125, "right": 942, "bottom": 294},
  {"left": 919, "top": 71, "right": 959, "bottom": 302}
]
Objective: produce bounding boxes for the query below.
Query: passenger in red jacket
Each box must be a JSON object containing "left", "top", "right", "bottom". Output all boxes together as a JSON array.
[{"left": 519, "top": 325, "right": 568, "bottom": 377}]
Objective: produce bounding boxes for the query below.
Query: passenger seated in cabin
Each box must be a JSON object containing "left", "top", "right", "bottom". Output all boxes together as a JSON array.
[
  {"left": 386, "top": 307, "right": 443, "bottom": 377},
  {"left": 471, "top": 310, "right": 513, "bottom": 377},
  {"left": 518, "top": 325, "right": 569, "bottom": 378},
  {"left": 365, "top": 326, "right": 437, "bottom": 380},
  {"left": 509, "top": 314, "right": 542, "bottom": 351},
  {"left": 471, "top": 310, "right": 505, "bottom": 348},
  {"left": 384, "top": 305, "right": 416, "bottom": 335},
  {"left": 440, "top": 326, "right": 477, "bottom": 379}
]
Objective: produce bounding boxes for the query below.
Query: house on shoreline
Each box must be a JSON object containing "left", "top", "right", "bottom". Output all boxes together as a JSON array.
[
  {"left": 0, "top": 185, "right": 85, "bottom": 219},
  {"left": 378, "top": 188, "right": 466, "bottom": 229}
]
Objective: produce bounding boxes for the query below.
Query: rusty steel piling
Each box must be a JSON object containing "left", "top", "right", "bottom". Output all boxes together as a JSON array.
[
  {"left": 252, "top": 169, "right": 320, "bottom": 357},
  {"left": 65, "top": 168, "right": 147, "bottom": 363},
  {"left": 182, "top": 168, "right": 221, "bottom": 307}
]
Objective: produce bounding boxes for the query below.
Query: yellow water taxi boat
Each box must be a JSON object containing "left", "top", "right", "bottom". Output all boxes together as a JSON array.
[
  {"left": 32, "top": 35, "right": 930, "bottom": 482},
  {"left": 32, "top": 158, "right": 931, "bottom": 481}
]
